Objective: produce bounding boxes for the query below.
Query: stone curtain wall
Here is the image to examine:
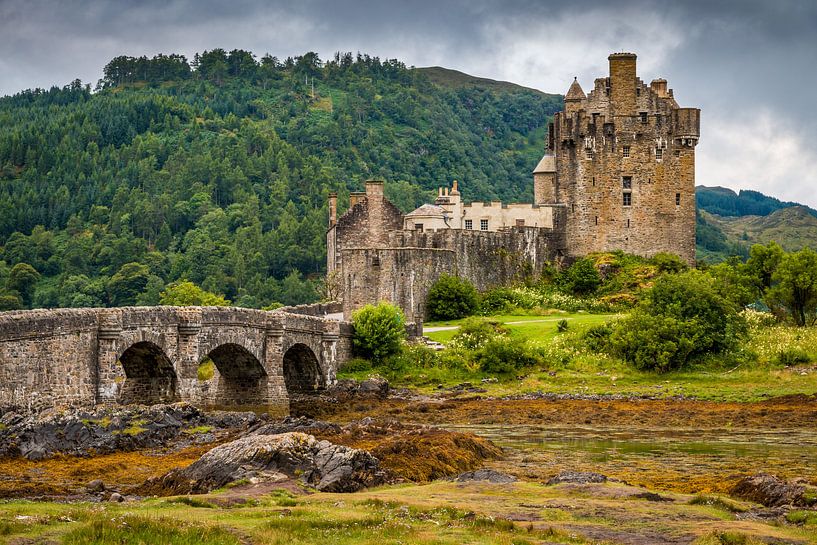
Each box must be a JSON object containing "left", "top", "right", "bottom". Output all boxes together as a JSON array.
[
  {"left": 341, "top": 220, "right": 567, "bottom": 320},
  {"left": 0, "top": 307, "right": 354, "bottom": 414}
]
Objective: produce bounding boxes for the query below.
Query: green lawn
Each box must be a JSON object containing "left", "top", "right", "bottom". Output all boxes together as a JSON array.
[{"left": 424, "top": 313, "right": 616, "bottom": 344}]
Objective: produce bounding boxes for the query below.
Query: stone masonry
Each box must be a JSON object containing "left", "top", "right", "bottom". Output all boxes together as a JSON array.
[
  {"left": 0, "top": 305, "right": 354, "bottom": 414},
  {"left": 328, "top": 52, "right": 699, "bottom": 321}
]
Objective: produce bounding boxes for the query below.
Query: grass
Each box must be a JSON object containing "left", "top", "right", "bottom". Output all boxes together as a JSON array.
[
  {"left": 339, "top": 311, "right": 817, "bottom": 402},
  {"left": 183, "top": 425, "right": 213, "bottom": 435},
  {"left": 0, "top": 480, "right": 813, "bottom": 545}
]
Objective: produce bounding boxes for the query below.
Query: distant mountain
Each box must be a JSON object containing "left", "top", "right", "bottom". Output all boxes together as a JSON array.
[
  {"left": 696, "top": 187, "right": 817, "bottom": 262},
  {"left": 417, "top": 67, "right": 555, "bottom": 97},
  {"left": 696, "top": 185, "right": 817, "bottom": 218}
]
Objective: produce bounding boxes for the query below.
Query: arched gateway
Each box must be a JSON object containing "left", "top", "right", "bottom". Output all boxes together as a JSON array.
[{"left": 0, "top": 305, "right": 355, "bottom": 415}]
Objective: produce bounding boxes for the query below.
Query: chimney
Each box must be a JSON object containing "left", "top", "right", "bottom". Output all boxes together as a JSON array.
[
  {"left": 608, "top": 52, "right": 637, "bottom": 114},
  {"left": 365, "top": 180, "right": 384, "bottom": 199},
  {"left": 349, "top": 191, "right": 365, "bottom": 208},
  {"left": 328, "top": 192, "right": 337, "bottom": 227},
  {"left": 650, "top": 78, "right": 668, "bottom": 98}
]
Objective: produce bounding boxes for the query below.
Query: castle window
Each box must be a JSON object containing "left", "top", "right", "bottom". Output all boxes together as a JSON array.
[
  {"left": 622, "top": 146, "right": 630, "bottom": 158},
  {"left": 623, "top": 192, "right": 632, "bottom": 206},
  {"left": 622, "top": 176, "right": 632, "bottom": 189},
  {"left": 675, "top": 149, "right": 681, "bottom": 157},
  {"left": 480, "top": 219, "right": 489, "bottom": 231},
  {"left": 640, "top": 112, "right": 648, "bottom": 123},
  {"left": 595, "top": 216, "right": 598, "bottom": 226},
  {"left": 592, "top": 177, "right": 596, "bottom": 186},
  {"left": 627, "top": 219, "right": 631, "bottom": 228},
  {"left": 372, "top": 255, "right": 381, "bottom": 267},
  {"left": 676, "top": 193, "right": 681, "bottom": 206},
  {"left": 516, "top": 219, "right": 525, "bottom": 227},
  {"left": 572, "top": 204, "right": 575, "bottom": 213},
  {"left": 465, "top": 219, "right": 473, "bottom": 230},
  {"left": 414, "top": 223, "right": 424, "bottom": 232},
  {"left": 655, "top": 148, "right": 663, "bottom": 161}
]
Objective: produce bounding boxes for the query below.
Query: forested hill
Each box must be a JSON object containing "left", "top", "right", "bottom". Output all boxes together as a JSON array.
[{"left": 0, "top": 50, "right": 562, "bottom": 310}]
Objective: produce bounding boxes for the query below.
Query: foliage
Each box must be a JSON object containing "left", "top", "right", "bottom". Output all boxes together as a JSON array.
[
  {"left": 426, "top": 274, "right": 479, "bottom": 321},
  {"left": 557, "top": 258, "right": 601, "bottom": 296},
  {"left": 450, "top": 317, "right": 507, "bottom": 350},
  {"left": 159, "top": 280, "right": 229, "bottom": 306},
  {"left": 766, "top": 247, "right": 817, "bottom": 326},
  {"left": 746, "top": 241, "right": 784, "bottom": 292},
  {"left": 473, "top": 336, "right": 541, "bottom": 374},
  {"left": 0, "top": 50, "right": 561, "bottom": 310},
  {"left": 649, "top": 252, "right": 688, "bottom": 274},
  {"left": 696, "top": 186, "right": 816, "bottom": 218},
  {"left": 609, "top": 271, "right": 744, "bottom": 372},
  {"left": 352, "top": 302, "right": 406, "bottom": 362},
  {"left": 556, "top": 319, "right": 569, "bottom": 332},
  {"left": 6, "top": 262, "right": 39, "bottom": 306}
]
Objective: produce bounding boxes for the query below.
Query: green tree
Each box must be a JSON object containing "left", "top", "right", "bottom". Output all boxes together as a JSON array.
[
  {"left": 352, "top": 302, "right": 406, "bottom": 362},
  {"left": 767, "top": 248, "right": 817, "bottom": 326},
  {"left": 747, "top": 241, "right": 785, "bottom": 293},
  {"left": 0, "top": 293, "right": 23, "bottom": 310},
  {"left": 426, "top": 274, "right": 479, "bottom": 321},
  {"left": 6, "top": 263, "right": 40, "bottom": 307},
  {"left": 107, "top": 262, "right": 150, "bottom": 306},
  {"left": 558, "top": 258, "right": 601, "bottom": 296},
  {"left": 159, "top": 280, "right": 230, "bottom": 306}
]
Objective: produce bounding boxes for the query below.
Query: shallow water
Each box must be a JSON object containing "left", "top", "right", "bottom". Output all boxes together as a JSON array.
[{"left": 449, "top": 423, "right": 817, "bottom": 493}]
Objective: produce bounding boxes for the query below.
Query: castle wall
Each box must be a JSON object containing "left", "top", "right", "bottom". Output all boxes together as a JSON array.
[{"left": 341, "top": 218, "right": 566, "bottom": 320}]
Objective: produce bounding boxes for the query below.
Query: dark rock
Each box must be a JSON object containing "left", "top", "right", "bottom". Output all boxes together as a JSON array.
[
  {"left": 146, "top": 432, "right": 386, "bottom": 495},
  {"left": 109, "top": 492, "right": 123, "bottom": 502},
  {"left": 730, "top": 474, "right": 806, "bottom": 507},
  {"left": 632, "top": 492, "right": 673, "bottom": 502},
  {"left": 86, "top": 479, "right": 106, "bottom": 493},
  {"left": 358, "top": 377, "right": 389, "bottom": 398},
  {"left": 546, "top": 471, "right": 608, "bottom": 485},
  {"left": 455, "top": 469, "right": 517, "bottom": 484},
  {"left": 248, "top": 416, "right": 342, "bottom": 437}
]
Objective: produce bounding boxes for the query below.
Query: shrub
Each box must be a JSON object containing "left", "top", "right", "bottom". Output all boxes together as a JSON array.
[
  {"left": 451, "top": 317, "right": 507, "bottom": 349},
  {"left": 426, "top": 274, "right": 479, "bottom": 320},
  {"left": 474, "top": 337, "right": 540, "bottom": 374},
  {"left": 557, "top": 258, "right": 601, "bottom": 296},
  {"left": 556, "top": 319, "right": 569, "bottom": 332},
  {"left": 608, "top": 271, "right": 744, "bottom": 372},
  {"left": 480, "top": 287, "right": 527, "bottom": 314},
  {"left": 341, "top": 357, "right": 373, "bottom": 373},
  {"left": 775, "top": 347, "right": 811, "bottom": 366},
  {"left": 649, "top": 252, "right": 688, "bottom": 274},
  {"left": 352, "top": 302, "right": 406, "bottom": 362},
  {"left": 583, "top": 322, "right": 614, "bottom": 352}
]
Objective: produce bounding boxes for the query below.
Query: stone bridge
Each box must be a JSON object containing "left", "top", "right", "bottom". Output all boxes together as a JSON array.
[{"left": 0, "top": 305, "right": 354, "bottom": 415}]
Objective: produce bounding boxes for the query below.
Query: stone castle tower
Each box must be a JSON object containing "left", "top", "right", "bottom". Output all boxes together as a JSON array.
[{"left": 533, "top": 52, "right": 700, "bottom": 264}]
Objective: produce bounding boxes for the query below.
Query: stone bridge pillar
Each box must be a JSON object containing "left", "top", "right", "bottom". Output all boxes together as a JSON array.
[
  {"left": 175, "top": 310, "right": 202, "bottom": 403},
  {"left": 321, "top": 331, "right": 339, "bottom": 387},
  {"left": 264, "top": 319, "right": 288, "bottom": 416},
  {"left": 96, "top": 310, "right": 124, "bottom": 404}
]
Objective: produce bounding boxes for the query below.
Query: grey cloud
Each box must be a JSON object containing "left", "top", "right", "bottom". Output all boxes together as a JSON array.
[{"left": 1, "top": 0, "right": 815, "bottom": 205}]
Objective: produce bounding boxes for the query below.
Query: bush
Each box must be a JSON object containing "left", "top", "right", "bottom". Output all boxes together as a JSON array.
[
  {"left": 557, "top": 258, "right": 601, "bottom": 296},
  {"left": 649, "top": 252, "right": 688, "bottom": 274},
  {"left": 426, "top": 274, "right": 479, "bottom": 320},
  {"left": 451, "top": 317, "right": 507, "bottom": 349},
  {"left": 556, "top": 319, "right": 569, "bottom": 332},
  {"left": 474, "top": 337, "right": 540, "bottom": 374},
  {"left": 479, "top": 287, "right": 527, "bottom": 314},
  {"left": 775, "top": 347, "right": 811, "bottom": 366},
  {"left": 608, "top": 270, "right": 745, "bottom": 372},
  {"left": 352, "top": 302, "right": 406, "bottom": 362},
  {"left": 583, "top": 322, "right": 613, "bottom": 352}
]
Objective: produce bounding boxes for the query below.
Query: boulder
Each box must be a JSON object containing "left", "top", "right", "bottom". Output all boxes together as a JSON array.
[
  {"left": 358, "top": 377, "right": 390, "bottom": 398},
  {"left": 730, "top": 474, "right": 806, "bottom": 507},
  {"left": 148, "top": 432, "right": 386, "bottom": 495},
  {"left": 455, "top": 469, "right": 517, "bottom": 484},
  {"left": 546, "top": 471, "right": 608, "bottom": 485},
  {"left": 86, "top": 479, "right": 106, "bottom": 493}
]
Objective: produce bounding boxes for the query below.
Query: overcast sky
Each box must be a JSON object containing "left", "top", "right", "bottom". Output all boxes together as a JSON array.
[{"left": 1, "top": 0, "right": 815, "bottom": 206}]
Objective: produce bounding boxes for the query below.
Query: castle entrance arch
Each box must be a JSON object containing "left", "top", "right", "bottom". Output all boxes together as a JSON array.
[{"left": 117, "top": 341, "right": 177, "bottom": 405}]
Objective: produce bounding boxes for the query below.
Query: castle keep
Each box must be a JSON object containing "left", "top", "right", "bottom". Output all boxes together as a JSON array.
[{"left": 328, "top": 53, "right": 699, "bottom": 320}]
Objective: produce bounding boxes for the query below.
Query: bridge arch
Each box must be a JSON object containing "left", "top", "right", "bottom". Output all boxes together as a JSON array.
[
  {"left": 117, "top": 341, "right": 177, "bottom": 405},
  {"left": 283, "top": 343, "right": 324, "bottom": 393},
  {"left": 201, "top": 342, "right": 268, "bottom": 408}
]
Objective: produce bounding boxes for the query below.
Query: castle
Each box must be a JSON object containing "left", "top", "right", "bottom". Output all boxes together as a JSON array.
[{"left": 327, "top": 53, "right": 699, "bottom": 321}]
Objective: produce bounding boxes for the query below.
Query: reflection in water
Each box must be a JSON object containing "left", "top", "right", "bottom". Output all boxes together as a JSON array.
[{"left": 448, "top": 424, "right": 817, "bottom": 494}]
